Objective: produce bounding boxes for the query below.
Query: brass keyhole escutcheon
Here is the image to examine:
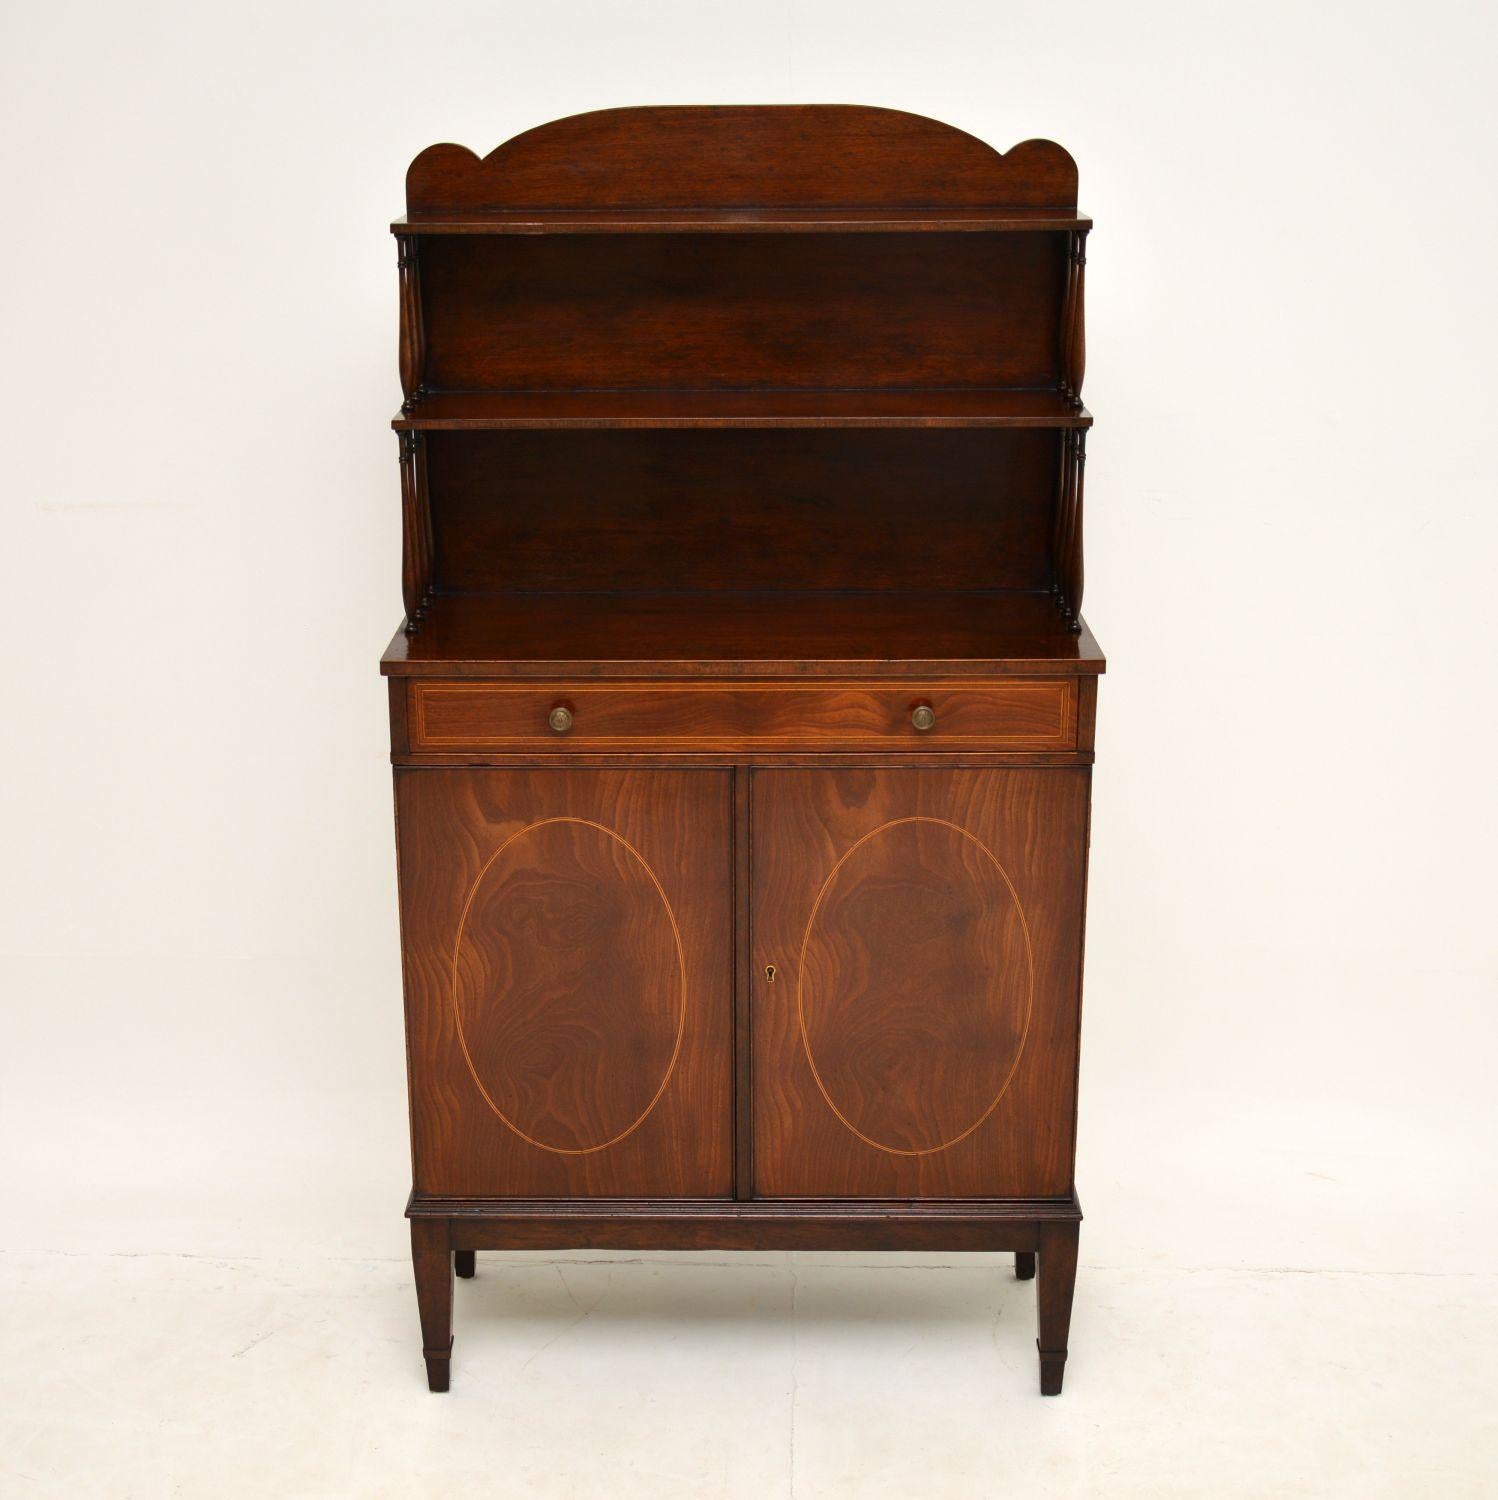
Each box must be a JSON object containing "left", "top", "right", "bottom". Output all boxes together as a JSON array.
[{"left": 764, "top": 964, "right": 777, "bottom": 984}]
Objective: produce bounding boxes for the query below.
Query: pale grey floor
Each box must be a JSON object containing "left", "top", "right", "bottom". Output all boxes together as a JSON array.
[{"left": 2, "top": 1249, "right": 1494, "bottom": 1498}]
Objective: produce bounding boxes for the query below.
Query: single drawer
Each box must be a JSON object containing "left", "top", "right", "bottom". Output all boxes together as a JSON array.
[{"left": 408, "top": 679, "right": 1078, "bottom": 752}]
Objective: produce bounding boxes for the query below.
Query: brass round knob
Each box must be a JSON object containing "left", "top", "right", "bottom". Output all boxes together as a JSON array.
[
  {"left": 911, "top": 703, "right": 936, "bottom": 732},
  {"left": 548, "top": 705, "right": 573, "bottom": 734}
]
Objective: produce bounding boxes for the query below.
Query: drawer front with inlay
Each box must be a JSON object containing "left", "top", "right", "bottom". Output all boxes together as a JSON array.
[{"left": 408, "top": 680, "right": 1078, "bottom": 752}]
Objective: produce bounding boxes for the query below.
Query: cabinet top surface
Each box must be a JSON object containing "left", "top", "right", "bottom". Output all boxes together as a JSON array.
[{"left": 381, "top": 592, "right": 1104, "bottom": 679}]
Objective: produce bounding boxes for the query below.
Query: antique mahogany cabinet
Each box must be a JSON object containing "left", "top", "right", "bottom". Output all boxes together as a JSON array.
[{"left": 382, "top": 106, "right": 1103, "bottom": 1396}]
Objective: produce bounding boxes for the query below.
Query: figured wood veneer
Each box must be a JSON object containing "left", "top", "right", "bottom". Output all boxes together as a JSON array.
[
  {"left": 408, "top": 680, "right": 1078, "bottom": 753},
  {"left": 449, "top": 817, "right": 687, "bottom": 1155},
  {"left": 795, "top": 816, "right": 1035, "bottom": 1157},
  {"left": 751, "top": 768, "right": 1087, "bottom": 1199},
  {"left": 396, "top": 768, "right": 733, "bottom": 1199}
]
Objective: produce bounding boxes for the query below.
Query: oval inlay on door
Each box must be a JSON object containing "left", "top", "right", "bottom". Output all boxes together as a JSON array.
[
  {"left": 797, "top": 816, "right": 1034, "bottom": 1156},
  {"left": 450, "top": 817, "right": 686, "bottom": 1154}
]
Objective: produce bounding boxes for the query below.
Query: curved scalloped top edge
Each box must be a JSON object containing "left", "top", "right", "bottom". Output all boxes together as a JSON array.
[{"left": 405, "top": 106, "right": 1078, "bottom": 214}]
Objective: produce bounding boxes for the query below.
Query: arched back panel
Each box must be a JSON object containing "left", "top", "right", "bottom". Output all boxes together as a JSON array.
[{"left": 407, "top": 105, "right": 1077, "bottom": 213}]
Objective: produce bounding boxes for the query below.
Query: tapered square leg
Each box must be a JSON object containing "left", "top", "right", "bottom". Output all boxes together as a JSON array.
[
  {"left": 454, "top": 1250, "right": 476, "bottom": 1279},
  {"left": 1014, "top": 1251, "right": 1036, "bottom": 1280},
  {"left": 411, "top": 1218, "right": 454, "bottom": 1392},
  {"left": 1036, "top": 1221, "right": 1079, "bottom": 1395}
]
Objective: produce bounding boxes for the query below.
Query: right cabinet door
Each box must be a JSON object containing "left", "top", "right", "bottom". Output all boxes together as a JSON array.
[{"left": 752, "top": 768, "right": 1090, "bottom": 1199}]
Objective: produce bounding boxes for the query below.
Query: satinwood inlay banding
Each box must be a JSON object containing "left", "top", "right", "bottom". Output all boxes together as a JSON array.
[
  {"left": 795, "top": 816, "right": 1035, "bottom": 1156},
  {"left": 449, "top": 816, "right": 687, "bottom": 1155}
]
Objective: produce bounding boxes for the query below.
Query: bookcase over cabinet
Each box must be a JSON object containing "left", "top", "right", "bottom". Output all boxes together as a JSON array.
[
  {"left": 392, "top": 106, "right": 1091, "bottom": 640},
  {"left": 383, "top": 106, "right": 1105, "bottom": 1398}
]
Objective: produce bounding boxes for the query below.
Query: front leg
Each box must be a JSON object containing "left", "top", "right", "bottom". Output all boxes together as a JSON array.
[
  {"left": 1035, "top": 1221, "right": 1079, "bottom": 1395},
  {"left": 411, "top": 1218, "right": 454, "bottom": 1392}
]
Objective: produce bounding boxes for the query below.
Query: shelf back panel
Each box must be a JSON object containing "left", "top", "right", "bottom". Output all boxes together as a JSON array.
[
  {"left": 407, "top": 106, "right": 1077, "bottom": 213},
  {"left": 420, "top": 232, "right": 1066, "bottom": 392},
  {"left": 426, "top": 429, "right": 1057, "bottom": 595}
]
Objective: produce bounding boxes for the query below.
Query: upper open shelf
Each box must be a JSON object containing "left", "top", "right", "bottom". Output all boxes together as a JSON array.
[
  {"left": 393, "top": 389, "right": 1092, "bottom": 431},
  {"left": 393, "top": 205, "right": 1090, "bottom": 235}
]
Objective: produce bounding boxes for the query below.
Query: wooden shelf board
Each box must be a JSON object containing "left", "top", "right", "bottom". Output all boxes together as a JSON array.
[
  {"left": 382, "top": 591, "right": 1105, "bottom": 679},
  {"left": 393, "top": 206, "right": 1091, "bottom": 235},
  {"left": 393, "top": 389, "right": 1092, "bottom": 432}
]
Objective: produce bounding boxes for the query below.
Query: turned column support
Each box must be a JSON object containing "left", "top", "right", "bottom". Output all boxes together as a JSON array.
[
  {"left": 397, "top": 234, "right": 426, "bottom": 415},
  {"left": 1051, "top": 429, "right": 1086, "bottom": 632},
  {"left": 399, "top": 431, "right": 433, "bottom": 633},
  {"left": 1060, "top": 229, "right": 1088, "bottom": 408}
]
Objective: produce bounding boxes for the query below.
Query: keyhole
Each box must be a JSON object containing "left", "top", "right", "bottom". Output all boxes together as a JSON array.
[{"left": 764, "top": 964, "right": 777, "bottom": 984}]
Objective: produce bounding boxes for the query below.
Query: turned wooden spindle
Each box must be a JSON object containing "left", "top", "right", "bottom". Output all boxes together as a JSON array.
[
  {"left": 1066, "top": 230, "right": 1088, "bottom": 408},
  {"left": 397, "top": 234, "right": 426, "bottom": 415},
  {"left": 1061, "top": 431, "right": 1086, "bottom": 629},
  {"left": 399, "top": 431, "right": 423, "bottom": 632},
  {"left": 414, "top": 429, "right": 433, "bottom": 622}
]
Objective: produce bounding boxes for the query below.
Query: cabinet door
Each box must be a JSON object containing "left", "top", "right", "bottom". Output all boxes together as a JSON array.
[
  {"left": 752, "top": 768, "right": 1088, "bottom": 1199},
  {"left": 396, "top": 768, "right": 733, "bottom": 1198}
]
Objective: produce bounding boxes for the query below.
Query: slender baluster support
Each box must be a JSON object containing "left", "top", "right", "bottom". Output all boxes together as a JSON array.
[
  {"left": 1058, "top": 232, "right": 1079, "bottom": 404},
  {"left": 1067, "top": 230, "right": 1088, "bottom": 408},
  {"left": 1051, "top": 429, "right": 1070, "bottom": 607},
  {"left": 399, "top": 431, "right": 429, "bottom": 633},
  {"left": 1051, "top": 430, "right": 1086, "bottom": 632},
  {"left": 1064, "top": 430, "right": 1086, "bottom": 630},
  {"left": 414, "top": 428, "right": 434, "bottom": 622},
  {"left": 397, "top": 234, "right": 426, "bottom": 415}
]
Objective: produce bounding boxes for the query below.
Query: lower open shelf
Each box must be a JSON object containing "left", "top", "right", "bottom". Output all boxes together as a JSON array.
[{"left": 382, "top": 590, "right": 1104, "bottom": 679}]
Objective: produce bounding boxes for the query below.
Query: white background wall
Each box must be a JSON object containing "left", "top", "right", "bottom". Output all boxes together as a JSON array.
[{"left": 2, "top": 0, "right": 1495, "bottom": 1284}]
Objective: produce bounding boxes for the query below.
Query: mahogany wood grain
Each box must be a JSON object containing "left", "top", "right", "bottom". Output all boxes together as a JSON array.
[
  {"left": 422, "top": 429, "right": 1062, "bottom": 596},
  {"left": 1037, "top": 1220, "right": 1080, "bottom": 1394},
  {"left": 407, "top": 680, "right": 1078, "bottom": 754},
  {"left": 418, "top": 232, "right": 1067, "bottom": 393},
  {"left": 1076, "top": 678, "right": 1099, "bottom": 754},
  {"left": 733, "top": 770, "right": 754, "bottom": 1198},
  {"left": 405, "top": 107, "right": 1078, "bottom": 213},
  {"left": 395, "top": 768, "right": 733, "bottom": 1198},
  {"left": 382, "top": 592, "right": 1105, "bottom": 680},
  {"left": 751, "top": 768, "right": 1089, "bottom": 1199},
  {"left": 410, "top": 1218, "right": 453, "bottom": 1392}
]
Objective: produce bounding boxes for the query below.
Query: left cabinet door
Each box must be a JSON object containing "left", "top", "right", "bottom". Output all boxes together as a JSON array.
[{"left": 395, "top": 768, "right": 734, "bottom": 1199}]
